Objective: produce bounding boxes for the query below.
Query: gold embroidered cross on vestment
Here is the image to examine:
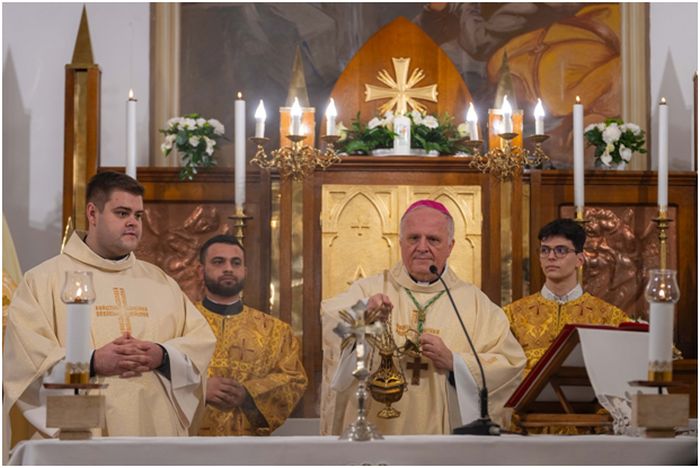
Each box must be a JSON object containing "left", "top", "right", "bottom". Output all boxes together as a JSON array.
[{"left": 95, "top": 287, "right": 148, "bottom": 333}]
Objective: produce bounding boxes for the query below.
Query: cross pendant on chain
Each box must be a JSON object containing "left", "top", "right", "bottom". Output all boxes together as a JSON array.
[{"left": 406, "top": 356, "right": 428, "bottom": 385}]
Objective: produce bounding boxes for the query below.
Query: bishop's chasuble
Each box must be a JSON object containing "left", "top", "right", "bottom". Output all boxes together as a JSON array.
[
  {"left": 3, "top": 232, "right": 216, "bottom": 442},
  {"left": 195, "top": 302, "right": 307, "bottom": 436},
  {"left": 503, "top": 289, "right": 631, "bottom": 374},
  {"left": 320, "top": 263, "right": 526, "bottom": 435}
]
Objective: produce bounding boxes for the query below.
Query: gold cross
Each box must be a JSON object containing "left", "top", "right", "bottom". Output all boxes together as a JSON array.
[
  {"left": 364, "top": 57, "right": 438, "bottom": 115},
  {"left": 350, "top": 216, "right": 371, "bottom": 237},
  {"left": 95, "top": 288, "right": 149, "bottom": 333},
  {"left": 407, "top": 356, "right": 428, "bottom": 385}
]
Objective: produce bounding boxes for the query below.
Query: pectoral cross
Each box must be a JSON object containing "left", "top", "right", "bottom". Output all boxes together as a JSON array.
[
  {"left": 96, "top": 287, "right": 149, "bottom": 333},
  {"left": 407, "top": 356, "right": 428, "bottom": 385}
]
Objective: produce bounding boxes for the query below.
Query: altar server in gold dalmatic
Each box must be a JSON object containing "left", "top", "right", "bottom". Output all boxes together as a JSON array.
[
  {"left": 321, "top": 200, "right": 526, "bottom": 435},
  {"left": 195, "top": 235, "right": 307, "bottom": 436},
  {"left": 503, "top": 218, "right": 631, "bottom": 375},
  {"left": 3, "top": 172, "right": 216, "bottom": 458}
]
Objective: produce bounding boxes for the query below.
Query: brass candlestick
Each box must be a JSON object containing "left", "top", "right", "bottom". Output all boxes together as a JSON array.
[
  {"left": 468, "top": 133, "right": 550, "bottom": 181},
  {"left": 652, "top": 210, "right": 672, "bottom": 270},
  {"left": 228, "top": 206, "right": 253, "bottom": 245},
  {"left": 573, "top": 212, "right": 589, "bottom": 285}
]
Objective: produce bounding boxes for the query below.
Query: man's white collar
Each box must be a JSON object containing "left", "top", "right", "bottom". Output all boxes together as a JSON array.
[{"left": 541, "top": 284, "right": 583, "bottom": 304}]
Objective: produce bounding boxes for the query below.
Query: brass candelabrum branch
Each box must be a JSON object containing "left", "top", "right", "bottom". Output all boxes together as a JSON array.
[
  {"left": 467, "top": 133, "right": 551, "bottom": 181},
  {"left": 250, "top": 135, "right": 342, "bottom": 181}
]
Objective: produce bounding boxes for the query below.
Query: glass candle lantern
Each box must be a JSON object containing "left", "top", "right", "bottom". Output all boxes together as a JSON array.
[
  {"left": 61, "top": 271, "right": 96, "bottom": 384},
  {"left": 644, "top": 269, "right": 680, "bottom": 382}
]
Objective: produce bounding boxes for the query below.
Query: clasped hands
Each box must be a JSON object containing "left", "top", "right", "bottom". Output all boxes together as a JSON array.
[
  {"left": 206, "top": 376, "right": 247, "bottom": 412},
  {"left": 93, "top": 332, "right": 164, "bottom": 378},
  {"left": 366, "top": 293, "right": 454, "bottom": 371}
]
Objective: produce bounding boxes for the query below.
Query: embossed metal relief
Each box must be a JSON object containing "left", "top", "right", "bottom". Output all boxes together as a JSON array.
[
  {"left": 561, "top": 206, "right": 678, "bottom": 319},
  {"left": 135, "top": 204, "right": 233, "bottom": 303},
  {"left": 321, "top": 185, "right": 482, "bottom": 301}
]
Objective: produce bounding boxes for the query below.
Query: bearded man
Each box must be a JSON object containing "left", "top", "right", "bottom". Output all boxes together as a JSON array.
[{"left": 194, "top": 235, "right": 307, "bottom": 436}]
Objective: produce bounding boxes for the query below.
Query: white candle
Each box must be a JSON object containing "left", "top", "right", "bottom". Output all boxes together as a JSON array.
[
  {"left": 126, "top": 89, "right": 137, "bottom": 179},
  {"left": 254, "top": 100, "right": 266, "bottom": 138},
  {"left": 466, "top": 102, "right": 479, "bottom": 140},
  {"left": 501, "top": 95, "right": 513, "bottom": 133},
  {"left": 234, "top": 91, "right": 246, "bottom": 211},
  {"left": 573, "top": 96, "right": 585, "bottom": 215},
  {"left": 648, "top": 302, "right": 674, "bottom": 371},
  {"left": 66, "top": 303, "right": 92, "bottom": 365},
  {"left": 393, "top": 114, "right": 411, "bottom": 154},
  {"left": 534, "top": 98, "right": 545, "bottom": 135},
  {"left": 658, "top": 98, "right": 669, "bottom": 212},
  {"left": 325, "top": 98, "right": 337, "bottom": 136},
  {"left": 290, "top": 97, "right": 302, "bottom": 136}
]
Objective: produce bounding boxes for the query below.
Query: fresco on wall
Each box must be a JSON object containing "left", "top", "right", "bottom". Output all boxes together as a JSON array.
[{"left": 180, "top": 3, "right": 621, "bottom": 168}]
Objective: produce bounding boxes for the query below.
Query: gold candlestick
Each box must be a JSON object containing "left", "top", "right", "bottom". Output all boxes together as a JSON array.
[
  {"left": 573, "top": 212, "right": 589, "bottom": 285},
  {"left": 652, "top": 210, "right": 672, "bottom": 270},
  {"left": 228, "top": 206, "right": 253, "bottom": 245}
]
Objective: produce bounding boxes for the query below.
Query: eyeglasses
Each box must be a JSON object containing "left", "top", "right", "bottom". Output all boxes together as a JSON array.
[{"left": 539, "top": 245, "right": 579, "bottom": 258}]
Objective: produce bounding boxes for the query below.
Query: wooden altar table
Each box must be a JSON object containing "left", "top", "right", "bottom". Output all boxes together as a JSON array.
[{"left": 8, "top": 434, "right": 697, "bottom": 465}]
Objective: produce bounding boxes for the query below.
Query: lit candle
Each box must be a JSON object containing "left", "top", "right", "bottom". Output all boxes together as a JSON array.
[
  {"left": 234, "top": 91, "right": 246, "bottom": 211},
  {"left": 501, "top": 95, "right": 513, "bottom": 133},
  {"left": 126, "top": 89, "right": 137, "bottom": 179},
  {"left": 658, "top": 97, "right": 668, "bottom": 213},
  {"left": 466, "top": 102, "right": 479, "bottom": 140},
  {"left": 290, "top": 97, "right": 302, "bottom": 135},
  {"left": 254, "top": 100, "right": 266, "bottom": 138},
  {"left": 534, "top": 98, "right": 545, "bottom": 135},
  {"left": 325, "top": 98, "right": 337, "bottom": 136},
  {"left": 573, "top": 96, "right": 585, "bottom": 216}
]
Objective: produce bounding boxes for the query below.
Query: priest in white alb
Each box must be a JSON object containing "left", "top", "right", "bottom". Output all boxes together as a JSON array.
[
  {"left": 321, "top": 200, "right": 526, "bottom": 435},
  {"left": 3, "top": 172, "right": 216, "bottom": 457}
]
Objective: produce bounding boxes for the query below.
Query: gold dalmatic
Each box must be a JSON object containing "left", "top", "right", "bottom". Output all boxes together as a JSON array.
[{"left": 364, "top": 57, "right": 438, "bottom": 115}]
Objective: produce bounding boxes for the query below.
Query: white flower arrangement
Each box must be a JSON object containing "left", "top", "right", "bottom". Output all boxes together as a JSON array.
[
  {"left": 160, "top": 113, "right": 225, "bottom": 180},
  {"left": 584, "top": 118, "right": 646, "bottom": 167}
]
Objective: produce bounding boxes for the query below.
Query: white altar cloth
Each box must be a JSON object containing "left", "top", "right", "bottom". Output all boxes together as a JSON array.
[{"left": 8, "top": 434, "right": 697, "bottom": 465}]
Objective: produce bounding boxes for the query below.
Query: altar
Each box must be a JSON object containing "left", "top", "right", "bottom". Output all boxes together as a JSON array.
[{"left": 8, "top": 434, "right": 697, "bottom": 465}]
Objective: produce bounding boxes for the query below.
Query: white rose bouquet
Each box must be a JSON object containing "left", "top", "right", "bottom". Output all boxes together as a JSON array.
[
  {"left": 160, "top": 113, "right": 225, "bottom": 180},
  {"left": 584, "top": 118, "right": 646, "bottom": 168}
]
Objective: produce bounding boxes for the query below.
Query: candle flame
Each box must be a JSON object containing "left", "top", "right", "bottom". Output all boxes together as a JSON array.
[
  {"left": 255, "top": 100, "right": 266, "bottom": 120},
  {"left": 326, "top": 98, "right": 337, "bottom": 118},
  {"left": 290, "top": 97, "right": 302, "bottom": 117},
  {"left": 501, "top": 95, "right": 512, "bottom": 114},
  {"left": 237, "top": 91, "right": 242, "bottom": 99},
  {"left": 534, "top": 98, "right": 545, "bottom": 118},
  {"left": 466, "top": 102, "right": 478, "bottom": 123},
  {"left": 128, "top": 89, "right": 134, "bottom": 100},
  {"left": 575, "top": 95, "right": 581, "bottom": 104},
  {"left": 660, "top": 97, "right": 667, "bottom": 105}
]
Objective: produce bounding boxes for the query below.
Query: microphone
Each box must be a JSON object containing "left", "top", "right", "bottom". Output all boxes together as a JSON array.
[{"left": 429, "top": 264, "right": 500, "bottom": 436}]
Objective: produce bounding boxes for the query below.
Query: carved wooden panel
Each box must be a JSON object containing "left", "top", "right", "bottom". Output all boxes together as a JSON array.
[{"left": 321, "top": 185, "right": 482, "bottom": 301}]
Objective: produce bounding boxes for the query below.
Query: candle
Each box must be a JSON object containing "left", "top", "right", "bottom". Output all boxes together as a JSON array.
[
  {"left": 466, "top": 102, "right": 479, "bottom": 140},
  {"left": 65, "top": 303, "right": 92, "bottom": 366},
  {"left": 325, "top": 98, "right": 337, "bottom": 136},
  {"left": 534, "top": 98, "right": 545, "bottom": 135},
  {"left": 290, "top": 97, "right": 302, "bottom": 136},
  {"left": 126, "top": 89, "right": 137, "bottom": 179},
  {"left": 234, "top": 91, "right": 246, "bottom": 211},
  {"left": 254, "top": 100, "right": 266, "bottom": 138},
  {"left": 658, "top": 98, "right": 668, "bottom": 212},
  {"left": 501, "top": 95, "right": 513, "bottom": 133},
  {"left": 573, "top": 96, "right": 585, "bottom": 216}
]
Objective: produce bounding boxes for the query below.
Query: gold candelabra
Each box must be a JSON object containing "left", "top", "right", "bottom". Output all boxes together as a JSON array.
[
  {"left": 228, "top": 206, "right": 253, "bottom": 245},
  {"left": 467, "top": 133, "right": 550, "bottom": 181},
  {"left": 250, "top": 134, "right": 342, "bottom": 181}
]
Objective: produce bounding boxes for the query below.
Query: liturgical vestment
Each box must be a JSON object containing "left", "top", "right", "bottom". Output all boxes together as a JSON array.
[
  {"left": 195, "top": 302, "right": 307, "bottom": 436},
  {"left": 320, "top": 263, "right": 526, "bottom": 435},
  {"left": 3, "top": 232, "right": 216, "bottom": 443},
  {"left": 503, "top": 289, "right": 631, "bottom": 374}
]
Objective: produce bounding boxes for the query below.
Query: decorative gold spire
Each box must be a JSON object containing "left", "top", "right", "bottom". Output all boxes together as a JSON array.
[
  {"left": 70, "top": 5, "right": 95, "bottom": 66},
  {"left": 494, "top": 51, "right": 516, "bottom": 109},
  {"left": 286, "top": 46, "right": 310, "bottom": 107}
]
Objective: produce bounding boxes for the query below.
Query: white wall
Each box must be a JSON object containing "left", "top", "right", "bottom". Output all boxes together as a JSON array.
[
  {"left": 649, "top": 2, "right": 698, "bottom": 171},
  {"left": 2, "top": 3, "right": 698, "bottom": 272},
  {"left": 3, "top": 3, "right": 150, "bottom": 272}
]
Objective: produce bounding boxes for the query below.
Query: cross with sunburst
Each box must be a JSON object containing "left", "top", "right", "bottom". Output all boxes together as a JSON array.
[{"left": 364, "top": 57, "right": 438, "bottom": 115}]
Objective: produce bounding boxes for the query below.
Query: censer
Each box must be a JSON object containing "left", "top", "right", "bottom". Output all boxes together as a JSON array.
[{"left": 368, "top": 329, "right": 407, "bottom": 418}]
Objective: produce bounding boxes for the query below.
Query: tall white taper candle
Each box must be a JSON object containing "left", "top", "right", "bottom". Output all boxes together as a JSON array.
[
  {"left": 573, "top": 96, "right": 585, "bottom": 215},
  {"left": 126, "top": 89, "right": 137, "bottom": 179},
  {"left": 254, "top": 100, "right": 266, "bottom": 138},
  {"left": 234, "top": 92, "right": 246, "bottom": 211},
  {"left": 658, "top": 98, "right": 669, "bottom": 212}
]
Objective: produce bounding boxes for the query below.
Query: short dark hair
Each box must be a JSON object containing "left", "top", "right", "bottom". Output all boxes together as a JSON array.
[
  {"left": 199, "top": 234, "right": 245, "bottom": 264},
  {"left": 86, "top": 171, "right": 144, "bottom": 210},
  {"left": 538, "top": 218, "right": 586, "bottom": 252}
]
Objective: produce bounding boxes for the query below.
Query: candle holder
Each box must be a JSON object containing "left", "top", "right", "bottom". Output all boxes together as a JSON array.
[
  {"left": 250, "top": 134, "right": 341, "bottom": 181},
  {"left": 651, "top": 210, "right": 673, "bottom": 270},
  {"left": 228, "top": 206, "right": 253, "bottom": 245},
  {"left": 44, "top": 383, "right": 107, "bottom": 440},
  {"left": 573, "top": 214, "right": 589, "bottom": 285},
  {"left": 468, "top": 133, "right": 550, "bottom": 181},
  {"left": 644, "top": 269, "right": 680, "bottom": 382}
]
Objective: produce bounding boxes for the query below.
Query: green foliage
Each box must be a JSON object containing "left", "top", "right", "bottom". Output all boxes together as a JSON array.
[{"left": 336, "top": 113, "right": 395, "bottom": 155}]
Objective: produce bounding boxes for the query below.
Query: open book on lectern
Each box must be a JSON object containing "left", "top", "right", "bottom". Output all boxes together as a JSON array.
[{"left": 505, "top": 323, "right": 650, "bottom": 414}]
